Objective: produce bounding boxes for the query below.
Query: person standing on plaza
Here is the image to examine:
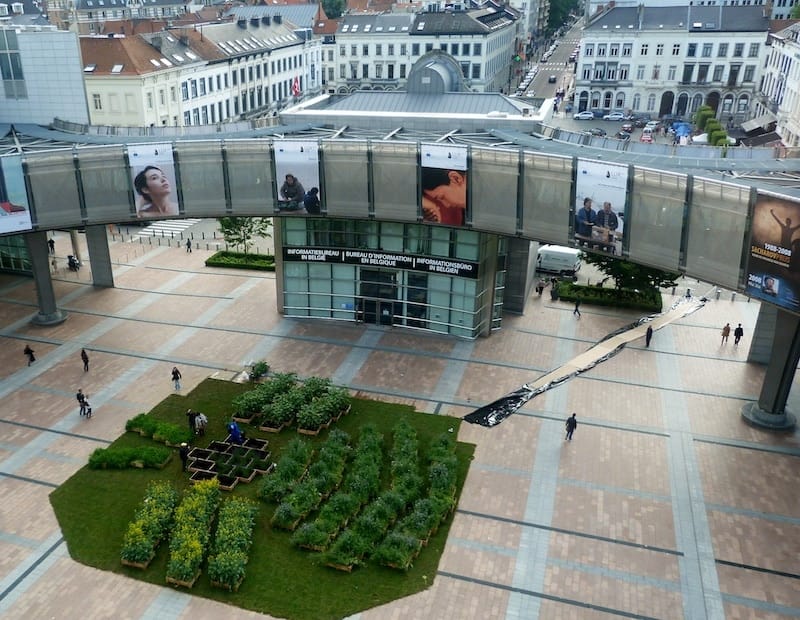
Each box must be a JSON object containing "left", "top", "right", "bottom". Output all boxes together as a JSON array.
[
  {"left": 734, "top": 323, "right": 744, "bottom": 346},
  {"left": 565, "top": 413, "right": 578, "bottom": 441},
  {"left": 186, "top": 409, "right": 197, "bottom": 434},
  {"left": 76, "top": 388, "right": 87, "bottom": 416},
  {"left": 23, "top": 344, "right": 35, "bottom": 366},
  {"left": 179, "top": 442, "right": 189, "bottom": 471},
  {"left": 80, "top": 348, "right": 89, "bottom": 372},
  {"left": 47, "top": 238, "right": 55, "bottom": 255},
  {"left": 194, "top": 411, "right": 208, "bottom": 436},
  {"left": 172, "top": 366, "right": 182, "bottom": 391},
  {"left": 721, "top": 323, "right": 731, "bottom": 345},
  {"left": 645, "top": 325, "right": 653, "bottom": 348},
  {"left": 573, "top": 297, "right": 581, "bottom": 318},
  {"left": 185, "top": 238, "right": 192, "bottom": 253}
]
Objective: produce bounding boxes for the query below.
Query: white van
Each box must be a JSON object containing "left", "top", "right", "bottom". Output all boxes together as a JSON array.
[{"left": 537, "top": 245, "right": 582, "bottom": 277}]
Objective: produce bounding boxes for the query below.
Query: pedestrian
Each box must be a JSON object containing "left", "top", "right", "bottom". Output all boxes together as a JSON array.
[
  {"left": 83, "top": 397, "right": 92, "bottom": 419},
  {"left": 194, "top": 411, "right": 208, "bottom": 436},
  {"left": 645, "top": 325, "right": 653, "bottom": 348},
  {"left": 179, "top": 442, "right": 189, "bottom": 471},
  {"left": 573, "top": 297, "right": 581, "bottom": 318},
  {"left": 172, "top": 366, "right": 182, "bottom": 390},
  {"left": 185, "top": 238, "right": 192, "bottom": 253},
  {"left": 186, "top": 408, "right": 197, "bottom": 433},
  {"left": 76, "top": 388, "right": 87, "bottom": 416},
  {"left": 23, "top": 344, "right": 35, "bottom": 366},
  {"left": 227, "top": 420, "right": 244, "bottom": 445},
  {"left": 80, "top": 348, "right": 89, "bottom": 371},
  {"left": 721, "top": 323, "right": 731, "bottom": 345},
  {"left": 565, "top": 413, "right": 577, "bottom": 441},
  {"left": 734, "top": 323, "right": 744, "bottom": 346},
  {"left": 47, "top": 238, "right": 55, "bottom": 255},
  {"left": 51, "top": 256, "right": 58, "bottom": 274}
]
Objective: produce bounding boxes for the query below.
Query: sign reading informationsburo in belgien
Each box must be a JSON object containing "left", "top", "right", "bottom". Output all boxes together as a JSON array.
[
  {"left": 283, "top": 247, "right": 478, "bottom": 279},
  {"left": 745, "top": 192, "right": 800, "bottom": 312}
]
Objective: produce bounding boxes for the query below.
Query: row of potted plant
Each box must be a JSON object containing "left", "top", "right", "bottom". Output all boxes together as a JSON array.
[
  {"left": 258, "top": 376, "right": 330, "bottom": 430},
  {"left": 372, "top": 432, "right": 459, "bottom": 570},
  {"left": 271, "top": 430, "right": 352, "bottom": 530},
  {"left": 290, "top": 425, "right": 383, "bottom": 551},
  {"left": 232, "top": 372, "right": 297, "bottom": 424},
  {"left": 207, "top": 497, "right": 260, "bottom": 591},
  {"left": 296, "top": 387, "right": 351, "bottom": 434},
  {"left": 125, "top": 413, "right": 194, "bottom": 446},
  {"left": 257, "top": 437, "right": 314, "bottom": 503},
  {"left": 120, "top": 481, "right": 179, "bottom": 568},
  {"left": 165, "top": 479, "right": 221, "bottom": 587},
  {"left": 89, "top": 446, "right": 172, "bottom": 470}
]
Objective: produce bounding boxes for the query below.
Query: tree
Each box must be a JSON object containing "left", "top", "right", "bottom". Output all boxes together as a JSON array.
[
  {"left": 547, "top": 0, "right": 579, "bottom": 35},
  {"left": 217, "top": 217, "right": 272, "bottom": 254},
  {"left": 792, "top": 2, "right": 800, "bottom": 18},
  {"left": 322, "top": 0, "right": 345, "bottom": 19},
  {"left": 582, "top": 252, "right": 680, "bottom": 291}
]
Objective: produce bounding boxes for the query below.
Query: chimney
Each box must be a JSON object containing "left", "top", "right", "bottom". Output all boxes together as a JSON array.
[
  {"left": 274, "top": 14, "right": 282, "bottom": 24},
  {"left": 261, "top": 15, "right": 271, "bottom": 25},
  {"left": 250, "top": 17, "right": 259, "bottom": 27},
  {"left": 237, "top": 18, "right": 247, "bottom": 28}
]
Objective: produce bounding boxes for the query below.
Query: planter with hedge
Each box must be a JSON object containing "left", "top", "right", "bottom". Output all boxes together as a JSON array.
[
  {"left": 208, "top": 497, "right": 259, "bottom": 592},
  {"left": 89, "top": 446, "right": 172, "bottom": 470},
  {"left": 120, "top": 481, "right": 179, "bottom": 569}
]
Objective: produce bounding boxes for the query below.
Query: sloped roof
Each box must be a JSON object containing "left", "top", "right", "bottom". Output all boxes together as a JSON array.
[
  {"left": 323, "top": 91, "right": 526, "bottom": 115},
  {"left": 225, "top": 4, "right": 319, "bottom": 28},
  {"left": 73, "top": 0, "right": 188, "bottom": 10},
  {"left": 587, "top": 5, "right": 769, "bottom": 33},
  {"left": 80, "top": 35, "right": 187, "bottom": 76},
  {"left": 313, "top": 18, "right": 338, "bottom": 35},
  {"left": 337, "top": 14, "right": 415, "bottom": 34}
]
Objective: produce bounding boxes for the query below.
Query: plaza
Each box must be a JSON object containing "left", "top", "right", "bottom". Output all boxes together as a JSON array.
[{"left": 0, "top": 228, "right": 798, "bottom": 619}]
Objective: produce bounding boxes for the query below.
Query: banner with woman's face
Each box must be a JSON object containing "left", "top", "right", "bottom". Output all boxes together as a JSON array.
[
  {"left": 274, "top": 141, "right": 320, "bottom": 214},
  {"left": 0, "top": 155, "right": 33, "bottom": 234},
  {"left": 129, "top": 143, "right": 180, "bottom": 219},
  {"left": 420, "top": 145, "right": 468, "bottom": 227}
]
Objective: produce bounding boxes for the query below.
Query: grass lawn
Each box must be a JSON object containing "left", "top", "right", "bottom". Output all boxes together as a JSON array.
[{"left": 50, "top": 377, "right": 475, "bottom": 620}]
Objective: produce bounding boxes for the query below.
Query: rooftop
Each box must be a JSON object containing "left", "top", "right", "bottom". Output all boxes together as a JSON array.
[{"left": 586, "top": 4, "right": 770, "bottom": 33}]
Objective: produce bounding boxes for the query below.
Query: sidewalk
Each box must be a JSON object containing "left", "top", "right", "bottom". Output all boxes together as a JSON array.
[{"left": 0, "top": 229, "right": 798, "bottom": 619}]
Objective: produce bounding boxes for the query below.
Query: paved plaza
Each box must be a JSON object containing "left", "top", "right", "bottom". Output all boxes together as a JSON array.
[{"left": 0, "top": 228, "right": 798, "bottom": 620}]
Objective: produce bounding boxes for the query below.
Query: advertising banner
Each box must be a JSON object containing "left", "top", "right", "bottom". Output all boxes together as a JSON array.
[
  {"left": 420, "top": 144, "right": 468, "bottom": 226},
  {"left": 574, "top": 159, "right": 628, "bottom": 255},
  {"left": 0, "top": 155, "right": 33, "bottom": 234},
  {"left": 283, "top": 247, "right": 478, "bottom": 278},
  {"left": 745, "top": 193, "right": 800, "bottom": 312},
  {"left": 129, "top": 143, "right": 180, "bottom": 219},
  {"left": 274, "top": 140, "right": 320, "bottom": 215}
]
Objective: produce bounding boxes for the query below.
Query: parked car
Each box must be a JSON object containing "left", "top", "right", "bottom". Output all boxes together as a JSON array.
[
  {"left": 645, "top": 120, "right": 661, "bottom": 131},
  {"left": 585, "top": 127, "right": 607, "bottom": 137},
  {"left": 615, "top": 131, "right": 631, "bottom": 140},
  {"left": 548, "top": 75, "right": 557, "bottom": 83},
  {"left": 621, "top": 122, "right": 634, "bottom": 133},
  {"left": 640, "top": 131, "right": 654, "bottom": 143},
  {"left": 573, "top": 111, "right": 595, "bottom": 120},
  {"left": 603, "top": 112, "right": 626, "bottom": 121}
]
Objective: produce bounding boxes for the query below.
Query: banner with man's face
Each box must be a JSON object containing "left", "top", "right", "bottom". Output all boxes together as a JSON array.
[
  {"left": 0, "top": 155, "right": 33, "bottom": 234},
  {"left": 129, "top": 143, "right": 180, "bottom": 219},
  {"left": 574, "top": 159, "right": 629, "bottom": 255},
  {"left": 745, "top": 192, "right": 800, "bottom": 311},
  {"left": 420, "top": 144, "right": 468, "bottom": 227},
  {"left": 274, "top": 141, "right": 320, "bottom": 215}
]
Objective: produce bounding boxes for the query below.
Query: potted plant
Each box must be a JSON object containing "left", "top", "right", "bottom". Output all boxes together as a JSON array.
[
  {"left": 121, "top": 481, "right": 178, "bottom": 569},
  {"left": 208, "top": 497, "right": 258, "bottom": 591},
  {"left": 249, "top": 360, "right": 270, "bottom": 381}
]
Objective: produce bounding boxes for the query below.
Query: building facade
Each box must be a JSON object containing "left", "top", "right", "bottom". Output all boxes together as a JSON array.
[
  {"left": 756, "top": 21, "right": 800, "bottom": 147},
  {"left": 46, "top": 0, "right": 192, "bottom": 33},
  {"left": 586, "top": 0, "right": 798, "bottom": 22},
  {"left": 0, "top": 24, "right": 89, "bottom": 125},
  {"left": 574, "top": 5, "right": 769, "bottom": 121}
]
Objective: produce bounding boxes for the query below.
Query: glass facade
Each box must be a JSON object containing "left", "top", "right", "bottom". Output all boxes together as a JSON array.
[
  {"left": 0, "top": 233, "right": 30, "bottom": 272},
  {"left": 280, "top": 218, "right": 506, "bottom": 339}
]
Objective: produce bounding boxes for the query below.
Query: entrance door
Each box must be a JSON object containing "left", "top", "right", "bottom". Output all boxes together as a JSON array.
[{"left": 358, "top": 269, "right": 398, "bottom": 325}]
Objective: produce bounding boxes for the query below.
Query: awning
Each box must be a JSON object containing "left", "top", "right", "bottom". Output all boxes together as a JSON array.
[
  {"left": 741, "top": 112, "right": 776, "bottom": 133},
  {"left": 740, "top": 131, "right": 782, "bottom": 147}
]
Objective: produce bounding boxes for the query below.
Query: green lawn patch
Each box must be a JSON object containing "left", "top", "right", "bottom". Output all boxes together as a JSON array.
[{"left": 50, "top": 377, "right": 474, "bottom": 620}]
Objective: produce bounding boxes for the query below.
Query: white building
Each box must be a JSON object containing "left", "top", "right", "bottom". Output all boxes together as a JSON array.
[
  {"left": 80, "top": 18, "right": 323, "bottom": 127},
  {"left": 756, "top": 21, "right": 800, "bottom": 146},
  {"left": 46, "top": 0, "right": 192, "bottom": 33},
  {"left": 574, "top": 5, "right": 769, "bottom": 121},
  {"left": 324, "top": 3, "right": 519, "bottom": 94},
  {"left": 586, "top": 0, "right": 797, "bottom": 22},
  {"left": 0, "top": 24, "right": 89, "bottom": 125}
]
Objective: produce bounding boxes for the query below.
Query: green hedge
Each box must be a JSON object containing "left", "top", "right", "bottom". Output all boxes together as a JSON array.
[
  {"left": 89, "top": 446, "right": 172, "bottom": 469},
  {"left": 557, "top": 282, "right": 662, "bottom": 312},
  {"left": 205, "top": 251, "right": 276, "bottom": 271}
]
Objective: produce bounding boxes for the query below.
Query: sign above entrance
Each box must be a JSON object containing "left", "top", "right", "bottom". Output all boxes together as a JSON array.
[{"left": 283, "top": 247, "right": 479, "bottom": 279}]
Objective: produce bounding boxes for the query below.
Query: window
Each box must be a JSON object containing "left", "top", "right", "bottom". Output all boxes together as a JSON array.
[
  {"left": 622, "top": 43, "right": 632, "bottom": 56},
  {"left": 217, "top": 75, "right": 221, "bottom": 90},
  {"left": 471, "top": 64, "right": 480, "bottom": 79},
  {"left": 340, "top": 64, "right": 346, "bottom": 79},
  {"left": 461, "top": 61, "right": 469, "bottom": 78},
  {"left": 328, "top": 67, "right": 334, "bottom": 81},
  {"left": 362, "top": 63, "right": 368, "bottom": 78},
  {"left": 640, "top": 44, "right": 648, "bottom": 55},
  {"left": 633, "top": 93, "right": 641, "bottom": 110},
  {"left": 375, "top": 64, "right": 382, "bottom": 78},
  {"left": 619, "top": 65, "right": 629, "bottom": 80},
  {"left": 713, "top": 65, "right": 724, "bottom": 81},
  {"left": 170, "top": 86, "right": 176, "bottom": 102},
  {"left": 636, "top": 65, "right": 645, "bottom": 80},
  {"left": 199, "top": 79, "right": 206, "bottom": 96},
  {"left": 159, "top": 89, "right": 165, "bottom": 105},
  {"left": 240, "top": 68, "right": 245, "bottom": 83},
  {"left": 610, "top": 44, "right": 619, "bottom": 57},
  {"left": 376, "top": 44, "right": 382, "bottom": 56},
  {"left": 146, "top": 92, "right": 153, "bottom": 109},
  {"left": 193, "top": 108, "right": 200, "bottom": 125},
  {"left": 328, "top": 50, "right": 334, "bottom": 62},
  {"left": 184, "top": 111, "right": 191, "bottom": 125},
  {"left": 656, "top": 43, "right": 664, "bottom": 56},
  {"left": 92, "top": 93, "right": 102, "bottom": 110},
  {"left": 672, "top": 43, "right": 681, "bottom": 56},
  {"left": 248, "top": 67, "right": 253, "bottom": 82},
  {"left": 450, "top": 43, "right": 458, "bottom": 55},
  {"left": 697, "top": 64, "right": 709, "bottom": 82},
  {"left": 594, "top": 66, "right": 605, "bottom": 80},
  {"left": 582, "top": 65, "right": 592, "bottom": 80},
  {"left": 362, "top": 44, "right": 368, "bottom": 56},
  {"left": 607, "top": 65, "right": 617, "bottom": 80},
  {"left": 201, "top": 107, "right": 208, "bottom": 124},
  {"left": 702, "top": 43, "right": 712, "bottom": 57},
  {"left": 733, "top": 43, "right": 743, "bottom": 57},
  {"left": 717, "top": 43, "right": 728, "bottom": 57},
  {"left": 687, "top": 43, "right": 697, "bottom": 57},
  {"left": 340, "top": 44, "right": 345, "bottom": 56},
  {"left": 748, "top": 43, "right": 759, "bottom": 57},
  {"left": 351, "top": 45, "right": 357, "bottom": 56},
  {"left": 440, "top": 43, "right": 446, "bottom": 51},
  {"left": 598, "top": 44, "right": 607, "bottom": 57},
  {"left": 400, "top": 64, "right": 406, "bottom": 78},
  {"left": 585, "top": 44, "right": 594, "bottom": 56},
  {"left": 652, "top": 65, "right": 660, "bottom": 79},
  {"left": 682, "top": 64, "right": 694, "bottom": 82},
  {"left": 426, "top": 43, "right": 433, "bottom": 52},
  {"left": 388, "top": 44, "right": 394, "bottom": 55},
  {"left": 232, "top": 71, "right": 237, "bottom": 86},
  {"left": 181, "top": 82, "right": 189, "bottom": 100},
  {"left": 743, "top": 65, "right": 755, "bottom": 81},
  {"left": 412, "top": 43, "right": 419, "bottom": 55},
  {"left": 400, "top": 44, "right": 407, "bottom": 55},
  {"left": 349, "top": 62, "right": 357, "bottom": 79},
  {"left": 668, "top": 65, "right": 676, "bottom": 80},
  {"left": 388, "top": 64, "right": 394, "bottom": 79},
  {"left": 647, "top": 93, "right": 656, "bottom": 111},
  {"left": 473, "top": 43, "right": 481, "bottom": 55}
]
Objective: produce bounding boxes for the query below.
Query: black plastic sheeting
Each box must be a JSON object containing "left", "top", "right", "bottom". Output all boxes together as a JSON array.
[{"left": 463, "top": 296, "right": 707, "bottom": 428}]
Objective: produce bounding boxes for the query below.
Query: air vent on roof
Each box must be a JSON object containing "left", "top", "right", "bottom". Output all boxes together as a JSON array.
[
  {"left": 237, "top": 19, "right": 247, "bottom": 28},
  {"left": 274, "top": 14, "right": 282, "bottom": 24},
  {"left": 692, "top": 21, "right": 702, "bottom": 27},
  {"left": 250, "top": 17, "right": 259, "bottom": 27},
  {"left": 262, "top": 16, "right": 270, "bottom": 25}
]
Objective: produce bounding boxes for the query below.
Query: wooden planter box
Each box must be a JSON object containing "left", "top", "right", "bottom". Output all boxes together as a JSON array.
[
  {"left": 297, "top": 426, "right": 322, "bottom": 436},
  {"left": 236, "top": 469, "right": 257, "bottom": 483},
  {"left": 166, "top": 570, "right": 201, "bottom": 589},
  {"left": 189, "top": 470, "right": 216, "bottom": 484},
  {"left": 232, "top": 413, "right": 256, "bottom": 424},
  {"left": 218, "top": 475, "right": 238, "bottom": 491},
  {"left": 326, "top": 562, "right": 355, "bottom": 573},
  {"left": 259, "top": 420, "right": 290, "bottom": 433},
  {"left": 207, "top": 440, "right": 231, "bottom": 453},
  {"left": 210, "top": 577, "right": 244, "bottom": 592},
  {"left": 252, "top": 461, "right": 275, "bottom": 475},
  {"left": 121, "top": 551, "right": 155, "bottom": 570},
  {"left": 188, "top": 459, "right": 215, "bottom": 473},
  {"left": 243, "top": 437, "right": 269, "bottom": 451},
  {"left": 333, "top": 404, "right": 352, "bottom": 422},
  {"left": 187, "top": 448, "right": 212, "bottom": 461}
]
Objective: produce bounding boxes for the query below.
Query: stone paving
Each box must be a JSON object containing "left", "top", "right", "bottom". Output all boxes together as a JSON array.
[{"left": 0, "top": 229, "right": 799, "bottom": 619}]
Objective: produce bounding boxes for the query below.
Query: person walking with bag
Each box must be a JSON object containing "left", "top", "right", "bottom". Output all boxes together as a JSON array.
[
  {"left": 23, "top": 345, "right": 35, "bottom": 366},
  {"left": 734, "top": 323, "right": 744, "bottom": 346},
  {"left": 721, "top": 323, "right": 731, "bottom": 345},
  {"left": 76, "top": 389, "right": 87, "bottom": 416},
  {"left": 172, "top": 366, "right": 182, "bottom": 391}
]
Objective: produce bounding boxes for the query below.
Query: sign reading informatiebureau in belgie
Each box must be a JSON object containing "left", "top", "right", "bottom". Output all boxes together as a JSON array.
[{"left": 283, "top": 247, "right": 478, "bottom": 278}]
